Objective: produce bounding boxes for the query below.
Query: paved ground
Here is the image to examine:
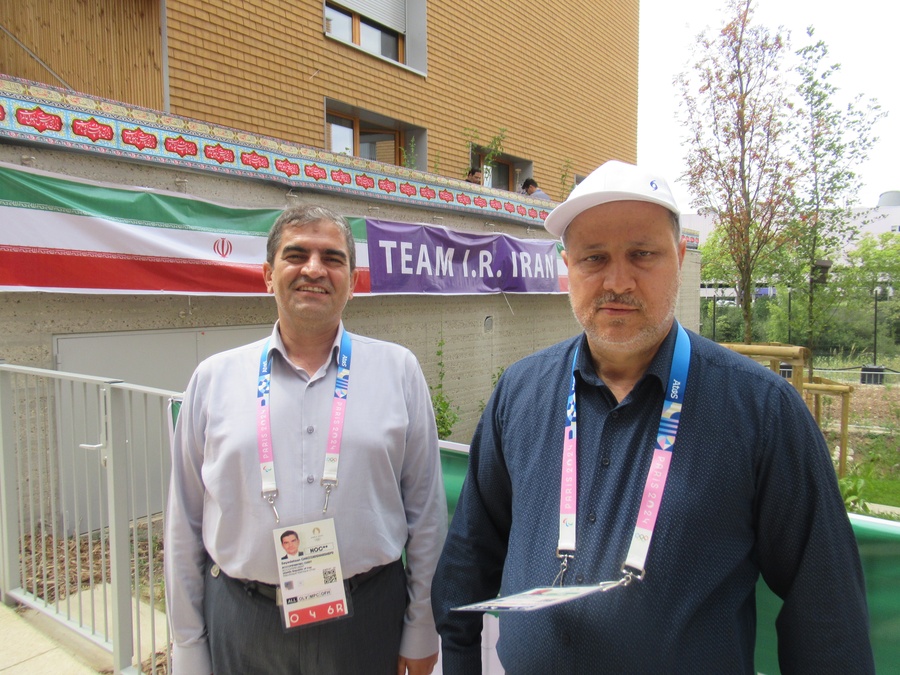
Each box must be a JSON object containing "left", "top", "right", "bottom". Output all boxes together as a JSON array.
[
  {"left": 0, "top": 603, "right": 99, "bottom": 674},
  {"left": 869, "top": 502, "right": 900, "bottom": 517}
]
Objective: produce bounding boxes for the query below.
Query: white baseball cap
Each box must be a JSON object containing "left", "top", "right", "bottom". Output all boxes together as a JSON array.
[{"left": 543, "top": 160, "right": 680, "bottom": 238}]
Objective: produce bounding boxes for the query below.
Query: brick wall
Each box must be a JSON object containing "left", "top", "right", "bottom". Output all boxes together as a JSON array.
[
  {"left": 0, "top": 0, "right": 163, "bottom": 110},
  {"left": 164, "top": 0, "right": 638, "bottom": 200},
  {"left": 2, "top": 0, "right": 639, "bottom": 201}
]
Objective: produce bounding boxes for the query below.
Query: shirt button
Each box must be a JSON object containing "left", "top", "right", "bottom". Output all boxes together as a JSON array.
[
  {"left": 601, "top": 457, "right": 610, "bottom": 467},
  {"left": 306, "top": 475, "right": 315, "bottom": 484},
  {"left": 575, "top": 574, "right": 584, "bottom": 584},
  {"left": 306, "top": 425, "right": 315, "bottom": 434},
  {"left": 588, "top": 513, "right": 596, "bottom": 523},
  {"left": 561, "top": 633, "right": 572, "bottom": 645},
  {"left": 611, "top": 411, "right": 619, "bottom": 419}
]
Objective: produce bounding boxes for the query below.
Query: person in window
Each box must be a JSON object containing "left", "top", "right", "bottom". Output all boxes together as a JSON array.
[
  {"left": 465, "top": 167, "right": 483, "bottom": 184},
  {"left": 522, "top": 177, "right": 550, "bottom": 200}
]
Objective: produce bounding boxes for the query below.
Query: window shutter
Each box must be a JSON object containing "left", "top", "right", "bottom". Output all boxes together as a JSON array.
[{"left": 336, "top": 0, "right": 406, "bottom": 34}]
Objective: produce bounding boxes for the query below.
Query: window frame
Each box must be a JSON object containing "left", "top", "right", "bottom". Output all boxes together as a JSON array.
[
  {"left": 472, "top": 150, "right": 532, "bottom": 193},
  {"left": 325, "top": 3, "right": 406, "bottom": 65},
  {"left": 325, "top": 102, "right": 426, "bottom": 169}
]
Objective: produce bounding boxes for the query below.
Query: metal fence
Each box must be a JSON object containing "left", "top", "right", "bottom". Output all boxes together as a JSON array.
[
  {"left": 0, "top": 363, "right": 176, "bottom": 674},
  {"left": 0, "top": 364, "right": 480, "bottom": 675},
  {"left": 813, "top": 367, "right": 900, "bottom": 387}
]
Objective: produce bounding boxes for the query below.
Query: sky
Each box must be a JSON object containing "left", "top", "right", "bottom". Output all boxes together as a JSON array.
[{"left": 638, "top": 0, "right": 899, "bottom": 216}]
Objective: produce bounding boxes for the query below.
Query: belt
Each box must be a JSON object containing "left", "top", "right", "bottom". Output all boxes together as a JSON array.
[
  {"left": 215, "top": 560, "right": 397, "bottom": 603},
  {"left": 345, "top": 560, "right": 395, "bottom": 593}
]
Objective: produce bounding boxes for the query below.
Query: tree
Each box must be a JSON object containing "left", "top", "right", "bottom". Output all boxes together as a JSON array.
[
  {"left": 785, "top": 28, "right": 885, "bottom": 367},
  {"left": 679, "top": 0, "right": 795, "bottom": 342},
  {"left": 842, "top": 232, "right": 900, "bottom": 360}
]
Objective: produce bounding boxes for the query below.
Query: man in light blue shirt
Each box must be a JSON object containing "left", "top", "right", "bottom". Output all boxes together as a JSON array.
[{"left": 166, "top": 205, "right": 447, "bottom": 675}]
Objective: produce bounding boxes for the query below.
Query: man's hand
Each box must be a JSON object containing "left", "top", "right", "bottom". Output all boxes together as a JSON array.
[{"left": 397, "top": 652, "right": 439, "bottom": 675}]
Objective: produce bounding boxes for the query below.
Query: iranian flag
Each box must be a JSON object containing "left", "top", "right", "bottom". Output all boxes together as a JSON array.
[
  {"left": 0, "top": 161, "right": 284, "bottom": 294},
  {"left": 0, "top": 162, "right": 564, "bottom": 295}
]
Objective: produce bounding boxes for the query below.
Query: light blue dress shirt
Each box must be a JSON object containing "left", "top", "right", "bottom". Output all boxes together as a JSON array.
[{"left": 166, "top": 322, "right": 447, "bottom": 673}]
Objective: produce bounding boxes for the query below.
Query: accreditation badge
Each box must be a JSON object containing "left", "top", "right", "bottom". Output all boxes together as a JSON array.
[{"left": 273, "top": 518, "right": 350, "bottom": 631}]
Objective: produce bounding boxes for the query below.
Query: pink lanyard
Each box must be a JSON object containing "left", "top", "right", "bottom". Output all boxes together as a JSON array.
[
  {"left": 555, "top": 323, "right": 690, "bottom": 587},
  {"left": 256, "top": 330, "right": 353, "bottom": 522}
]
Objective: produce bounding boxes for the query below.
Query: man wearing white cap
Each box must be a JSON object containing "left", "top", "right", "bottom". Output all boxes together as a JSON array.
[{"left": 432, "top": 161, "right": 873, "bottom": 672}]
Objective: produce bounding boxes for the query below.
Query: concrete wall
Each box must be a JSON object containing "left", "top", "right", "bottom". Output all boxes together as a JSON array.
[{"left": 0, "top": 142, "right": 699, "bottom": 441}]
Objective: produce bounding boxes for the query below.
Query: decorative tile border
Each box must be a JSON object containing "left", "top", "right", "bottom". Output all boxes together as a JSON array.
[{"left": 0, "top": 75, "right": 552, "bottom": 227}]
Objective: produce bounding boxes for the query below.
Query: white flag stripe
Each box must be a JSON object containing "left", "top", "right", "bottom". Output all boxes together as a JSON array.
[
  {"left": 355, "top": 244, "right": 369, "bottom": 268},
  {"left": 2, "top": 205, "right": 266, "bottom": 263},
  {"left": 2, "top": 204, "right": 372, "bottom": 268}
]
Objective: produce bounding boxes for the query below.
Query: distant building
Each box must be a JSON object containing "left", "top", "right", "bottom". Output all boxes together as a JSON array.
[{"left": 683, "top": 195, "right": 900, "bottom": 244}]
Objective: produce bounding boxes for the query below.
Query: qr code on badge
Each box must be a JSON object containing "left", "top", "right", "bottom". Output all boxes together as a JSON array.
[{"left": 323, "top": 567, "right": 337, "bottom": 584}]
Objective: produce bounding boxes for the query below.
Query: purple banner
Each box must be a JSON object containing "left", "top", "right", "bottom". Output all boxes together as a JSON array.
[{"left": 365, "top": 220, "right": 562, "bottom": 294}]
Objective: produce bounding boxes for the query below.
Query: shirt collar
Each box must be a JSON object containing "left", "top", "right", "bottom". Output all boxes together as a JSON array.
[
  {"left": 574, "top": 322, "right": 679, "bottom": 394},
  {"left": 268, "top": 320, "right": 346, "bottom": 370}
]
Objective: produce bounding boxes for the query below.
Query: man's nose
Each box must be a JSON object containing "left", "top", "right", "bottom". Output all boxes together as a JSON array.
[
  {"left": 301, "top": 253, "right": 327, "bottom": 278},
  {"left": 602, "top": 259, "right": 636, "bottom": 294}
]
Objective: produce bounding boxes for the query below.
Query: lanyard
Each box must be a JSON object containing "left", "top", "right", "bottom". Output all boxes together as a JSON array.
[
  {"left": 555, "top": 323, "right": 690, "bottom": 587},
  {"left": 256, "top": 329, "right": 353, "bottom": 523}
]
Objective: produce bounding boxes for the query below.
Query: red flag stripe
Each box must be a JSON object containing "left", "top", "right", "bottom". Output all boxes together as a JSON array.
[{"left": 0, "top": 247, "right": 373, "bottom": 294}]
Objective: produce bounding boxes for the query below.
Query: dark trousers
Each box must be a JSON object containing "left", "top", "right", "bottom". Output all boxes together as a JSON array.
[{"left": 204, "top": 559, "right": 406, "bottom": 675}]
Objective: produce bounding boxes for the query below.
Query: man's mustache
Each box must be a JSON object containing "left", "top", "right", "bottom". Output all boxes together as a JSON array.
[{"left": 592, "top": 293, "right": 643, "bottom": 310}]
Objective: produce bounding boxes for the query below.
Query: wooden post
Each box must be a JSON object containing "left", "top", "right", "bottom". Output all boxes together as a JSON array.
[
  {"left": 718, "top": 343, "right": 854, "bottom": 478},
  {"left": 840, "top": 390, "right": 851, "bottom": 478}
]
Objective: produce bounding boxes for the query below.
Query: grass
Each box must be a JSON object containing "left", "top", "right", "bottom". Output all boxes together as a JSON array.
[
  {"left": 814, "top": 353, "right": 900, "bottom": 371},
  {"left": 817, "top": 378, "right": 900, "bottom": 517},
  {"left": 865, "top": 479, "right": 900, "bottom": 507}
]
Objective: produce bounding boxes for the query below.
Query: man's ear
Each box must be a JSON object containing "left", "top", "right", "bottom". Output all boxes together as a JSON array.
[
  {"left": 347, "top": 267, "right": 360, "bottom": 300},
  {"left": 263, "top": 262, "right": 274, "bottom": 293}
]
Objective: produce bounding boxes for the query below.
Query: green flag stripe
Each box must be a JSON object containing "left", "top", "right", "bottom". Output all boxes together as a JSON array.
[
  {"left": 0, "top": 164, "right": 280, "bottom": 236},
  {"left": 347, "top": 217, "right": 368, "bottom": 243}
]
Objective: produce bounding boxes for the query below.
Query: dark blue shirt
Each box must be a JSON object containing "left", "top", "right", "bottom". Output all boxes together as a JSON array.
[{"left": 432, "top": 325, "right": 873, "bottom": 673}]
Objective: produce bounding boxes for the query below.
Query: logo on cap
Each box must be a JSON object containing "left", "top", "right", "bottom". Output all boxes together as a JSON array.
[{"left": 649, "top": 180, "right": 658, "bottom": 191}]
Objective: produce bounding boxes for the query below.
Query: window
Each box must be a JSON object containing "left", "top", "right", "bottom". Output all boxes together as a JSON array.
[
  {"left": 472, "top": 150, "right": 532, "bottom": 192},
  {"left": 327, "top": 112, "right": 400, "bottom": 163},
  {"left": 360, "top": 18, "right": 399, "bottom": 61},
  {"left": 325, "top": 3, "right": 402, "bottom": 64},
  {"left": 326, "top": 113, "right": 355, "bottom": 156},
  {"left": 324, "top": 1, "right": 427, "bottom": 73},
  {"left": 326, "top": 101, "right": 426, "bottom": 169}
]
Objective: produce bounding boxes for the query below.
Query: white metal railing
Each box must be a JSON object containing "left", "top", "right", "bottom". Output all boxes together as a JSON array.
[
  {"left": 0, "top": 363, "right": 177, "bottom": 674},
  {"left": 0, "top": 363, "right": 484, "bottom": 675}
]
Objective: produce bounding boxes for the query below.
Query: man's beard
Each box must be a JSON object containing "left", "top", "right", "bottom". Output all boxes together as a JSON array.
[{"left": 573, "top": 278, "right": 680, "bottom": 355}]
